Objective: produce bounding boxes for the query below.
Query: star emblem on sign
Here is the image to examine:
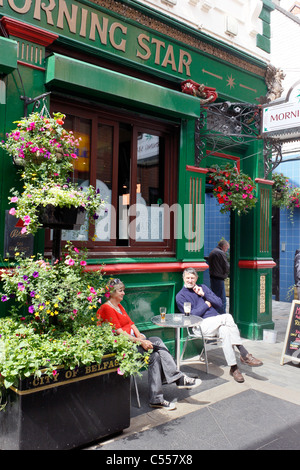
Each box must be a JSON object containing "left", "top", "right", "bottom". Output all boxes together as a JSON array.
[{"left": 226, "top": 75, "right": 235, "bottom": 89}]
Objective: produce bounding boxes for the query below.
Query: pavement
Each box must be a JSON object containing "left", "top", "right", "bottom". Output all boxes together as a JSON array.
[{"left": 86, "top": 300, "right": 300, "bottom": 451}]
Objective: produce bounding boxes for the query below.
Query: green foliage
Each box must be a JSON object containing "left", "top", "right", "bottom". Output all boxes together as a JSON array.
[
  {"left": 271, "top": 173, "right": 291, "bottom": 208},
  {"left": 271, "top": 172, "right": 300, "bottom": 222},
  {"left": 0, "top": 243, "right": 149, "bottom": 390},
  {"left": 0, "top": 316, "right": 146, "bottom": 390}
]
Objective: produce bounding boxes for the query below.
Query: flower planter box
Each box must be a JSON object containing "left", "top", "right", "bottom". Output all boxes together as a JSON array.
[
  {"left": 0, "top": 354, "right": 131, "bottom": 450},
  {"left": 38, "top": 205, "right": 86, "bottom": 230}
]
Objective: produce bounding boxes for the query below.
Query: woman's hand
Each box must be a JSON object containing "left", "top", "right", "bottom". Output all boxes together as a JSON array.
[{"left": 139, "top": 338, "right": 153, "bottom": 351}]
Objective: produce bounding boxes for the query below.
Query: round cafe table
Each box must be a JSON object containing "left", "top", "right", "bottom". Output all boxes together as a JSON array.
[{"left": 151, "top": 313, "right": 203, "bottom": 370}]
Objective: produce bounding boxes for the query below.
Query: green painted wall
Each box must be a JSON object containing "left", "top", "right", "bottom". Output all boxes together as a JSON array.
[{"left": 0, "top": 0, "right": 273, "bottom": 343}]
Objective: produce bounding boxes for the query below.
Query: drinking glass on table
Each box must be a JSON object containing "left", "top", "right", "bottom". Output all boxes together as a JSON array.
[
  {"left": 183, "top": 302, "right": 191, "bottom": 316},
  {"left": 159, "top": 307, "right": 166, "bottom": 322}
]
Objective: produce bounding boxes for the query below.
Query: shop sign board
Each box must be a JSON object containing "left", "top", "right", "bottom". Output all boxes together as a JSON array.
[
  {"left": 262, "top": 81, "right": 300, "bottom": 140},
  {"left": 280, "top": 300, "right": 300, "bottom": 366},
  {"left": 0, "top": 0, "right": 265, "bottom": 101}
]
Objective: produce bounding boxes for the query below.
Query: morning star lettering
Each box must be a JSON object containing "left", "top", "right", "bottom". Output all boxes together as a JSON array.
[{"left": 0, "top": 0, "right": 192, "bottom": 76}]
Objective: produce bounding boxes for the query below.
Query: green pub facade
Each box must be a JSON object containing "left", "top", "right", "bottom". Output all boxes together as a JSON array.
[{"left": 0, "top": 0, "right": 276, "bottom": 353}]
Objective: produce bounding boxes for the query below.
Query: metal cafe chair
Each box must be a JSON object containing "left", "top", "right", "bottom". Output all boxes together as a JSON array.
[
  {"left": 180, "top": 324, "right": 221, "bottom": 374},
  {"left": 132, "top": 375, "right": 141, "bottom": 408}
]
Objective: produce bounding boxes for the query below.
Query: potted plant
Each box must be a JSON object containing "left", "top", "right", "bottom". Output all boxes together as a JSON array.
[
  {"left": 207, "top": 164, "right": 257, "bottom": 215},
  {"left": 0, "top": 243, "right": 148, "bottom": 450},
  {"left": 1, "top": 112, "right": 104, "bottom": 235}
]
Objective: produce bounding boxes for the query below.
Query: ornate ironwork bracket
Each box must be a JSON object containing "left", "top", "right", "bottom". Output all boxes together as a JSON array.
[
  {"left": 20, "top": 91, "right": 51, "bottom": 117},
  {"left": 195, "top": 101, "right": 261, "bottom": 163},
  {"left": 263, "top": 138, "right": 283, "bottom": 178},
  {"left": 194, "top": 100, "right": 282, "bottom": 178}
]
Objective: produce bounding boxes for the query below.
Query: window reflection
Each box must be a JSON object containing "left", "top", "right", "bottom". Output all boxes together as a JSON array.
[{"left": 135, "top": 133, "right": 164, "bottom": 242}]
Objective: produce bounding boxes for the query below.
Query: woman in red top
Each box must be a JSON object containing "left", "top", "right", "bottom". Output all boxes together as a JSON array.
[{"left": 97, "top": 279, "right": 201, "bottom": 410}]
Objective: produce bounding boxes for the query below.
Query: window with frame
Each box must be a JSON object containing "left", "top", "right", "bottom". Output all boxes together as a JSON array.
[{"left": 49, "top": 101, "right": 179, "bottom": 257}]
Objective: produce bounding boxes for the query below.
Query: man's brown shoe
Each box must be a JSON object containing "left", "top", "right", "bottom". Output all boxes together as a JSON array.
[
  {"left": 230, "top": 368, "right": 244, "bottom": 383},
  {"left": 240, "top": 354, "right": 263, "bottom": 367}
]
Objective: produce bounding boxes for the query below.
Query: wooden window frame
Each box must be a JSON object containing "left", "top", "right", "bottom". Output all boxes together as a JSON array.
[{"left": 45, "top": 99, "right": 179, "bottom": 258}]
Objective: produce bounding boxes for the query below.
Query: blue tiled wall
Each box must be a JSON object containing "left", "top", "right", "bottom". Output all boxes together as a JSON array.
[
  {"left": 275, "top": 158, "right": 300, "bottom": 301},
  {"left": 203, "top": 193, "right": 230, "bottom": 287},
  {"left": 204, "top": 160, "right": 300, "bottom": 302}
]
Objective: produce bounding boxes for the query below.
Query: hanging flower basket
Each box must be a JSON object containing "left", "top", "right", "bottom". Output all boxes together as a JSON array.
[
  {"left": 0, "top": 111, "right": 105, "bottom": 236},
  {"left": 271, "top": 173, "right": 291, "bottom": 208},
  {"left": 8, "top": 183, "right": 104, "bottom": 235},
  {"left": 1, "top": 112, "right": 79, "bottom": 169},
  {"left": 207, "top": 164, "right": 257, "bottom": 215}
]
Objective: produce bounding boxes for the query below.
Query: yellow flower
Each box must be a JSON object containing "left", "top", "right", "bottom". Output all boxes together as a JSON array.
[
  {"left": 47, "top": 309, "right": 51, "bottom": 314},
  {"left": 54, "top": 310, "right": 58, "bottom": 315},
  {"left": 45, "top": 301, "right": 50, "bottom": 305},
  {"left": 39, "top": 305, "right": 44, "bottom": 310},
  {"left": 35, "top": 294, "right": 40, "bottom": 299},
  {"left": 15, "top": 252, "right": 20, "bottom": 256},
  {"left": 54, "top": 303, "right": 58, "bottom": 308}
]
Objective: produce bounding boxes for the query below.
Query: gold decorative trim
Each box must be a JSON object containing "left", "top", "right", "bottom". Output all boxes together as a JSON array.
[
  {"left": 9, "top": 353, "right": 119, "bottom": 396},
  {"left": 89, "top": 0, "right": 265, "bottom": 77},
  {"left": 10, "top": 368, "right": 118, "bottom": 395}
]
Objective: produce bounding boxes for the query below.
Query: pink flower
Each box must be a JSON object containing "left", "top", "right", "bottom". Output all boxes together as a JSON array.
[
  {"left": 80, "top": 260, "right": 87, "bottom": 266},
  {"left": 74, "top": 247, "right": 79, "bottom": 253},
  {"left": 65, "top": 258, "right": 75, "bottom": 266},
  {"left": 23, "top": 215, "right": 31, "bottom": 225},
  {"left": 89, "top": 287, "right": 96, "bottom": 294},
  {"left": 242, "top": 194, "right": 247, "bottom": 199},
  {"left": 21, "top": 227, "right": 27, "bottom": 234},
  {"left": 117, "top": 368, "right": 124, "bottom": 375},
  {"left": 11, "top": 196, "right": 18, "bottom": 203},
  {"left": 9, "top": 208, "right": 16, "bottom": 215}
]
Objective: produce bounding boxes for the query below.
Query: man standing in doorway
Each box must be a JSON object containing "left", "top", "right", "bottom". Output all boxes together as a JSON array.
[{"left": 208, "top": 239, "right": 230, "bottom": 314}]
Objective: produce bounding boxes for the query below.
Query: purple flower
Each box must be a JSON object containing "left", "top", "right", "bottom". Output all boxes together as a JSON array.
[
  {"left": 28, "top": 306, "right": 35, "bottom": 314},
  {"left": 1, "top": 295, "right": 8, "bottom": 302},
  {"left": 23, "top": 275, "right": 29, "bottom": 281},
  {"left": 32, "top": 271, "right": 39, "bottom": 278},
  {"left": 30, "top": 291, "right": 36, "bottom": 297}
]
